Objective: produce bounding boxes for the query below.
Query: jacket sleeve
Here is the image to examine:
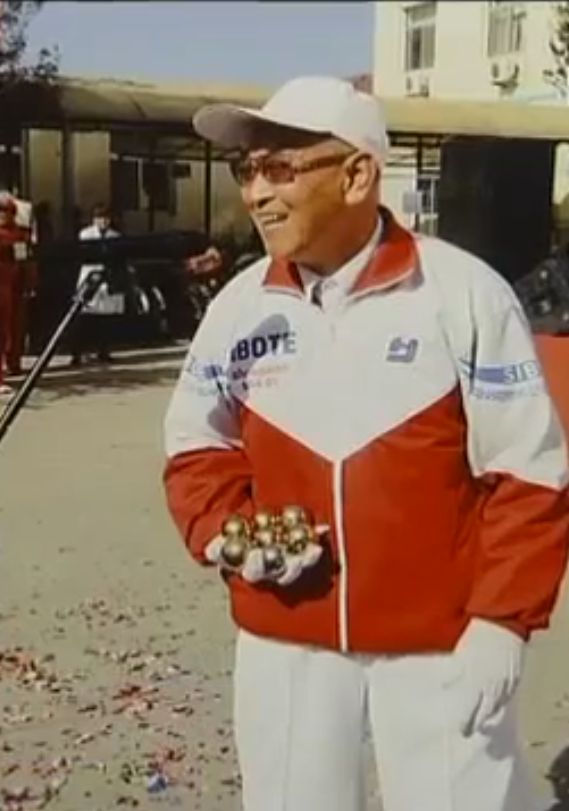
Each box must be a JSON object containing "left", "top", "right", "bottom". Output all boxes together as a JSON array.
[
  {"left": 459, "top": 273, "right": 569, "bottom": 638},
  {"left": 163, "top": 299, "right": 253, "bottom": 564}
]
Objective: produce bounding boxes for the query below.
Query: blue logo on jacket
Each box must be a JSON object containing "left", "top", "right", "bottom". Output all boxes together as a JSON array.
[
  {"left": 386, "top": 337, "right": 419, "bottom": 363},
  {"left": 459, "top": 358, "right": 544, "bottom": 401},
  {"left": 184, "top": 354, "right": 224, "bottom": 382},
  {"left": 459, "top": 358, "right": 542, "bottom": 385}
]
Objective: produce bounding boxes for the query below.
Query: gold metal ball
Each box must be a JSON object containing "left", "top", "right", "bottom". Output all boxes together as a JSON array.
[
  {"left": 253, "top": 510, "right": 274, "bottom": 530},
  {"left": 222, "top": 515, "right": 250, "bottom": 538},
  {"left": 253, "top": 528, "right": 275, "bottom": 548},
  {"left": 220, "top": 535, "right": 248, "bottom": 568},
  {"left": 286, "top": 524, "right": 311, "bottom": 554},
  {"left": 281, "top": 505, "right": 308, "bottom": 529}
]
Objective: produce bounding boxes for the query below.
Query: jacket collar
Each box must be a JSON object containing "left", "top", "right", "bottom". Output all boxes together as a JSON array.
[{"left": 261, "top": 206, "right": 419, "bottom": 297}]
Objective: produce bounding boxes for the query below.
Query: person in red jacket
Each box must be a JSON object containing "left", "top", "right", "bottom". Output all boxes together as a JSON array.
[
  {"left": 0, "top": 194, "right": 29, "bottom": 395},
  {"left": 163, "top": 77, "right": 569, "bottom": 811},
  {"left": 7, "top": 194, "right": 36, "bottom": 376}
]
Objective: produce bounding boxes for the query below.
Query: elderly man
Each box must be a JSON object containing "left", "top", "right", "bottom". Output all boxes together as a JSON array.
[{"left": 163, "top": 77, "right": 569, "bottom": 811}]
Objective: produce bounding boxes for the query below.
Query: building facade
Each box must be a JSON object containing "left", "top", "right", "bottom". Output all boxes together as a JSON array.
[
  {"left": 373, "top": 1, "right": 569, "bottom": 237},
  {"left": 374, "top": 1, "right": 561, "bottom": 103}
]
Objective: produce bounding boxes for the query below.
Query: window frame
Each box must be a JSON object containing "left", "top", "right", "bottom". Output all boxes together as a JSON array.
[
  {"left": 404, "top": 1, "right": 437, "bottom": 72},
  {"left": 487, "top": 1, "right": 526, "bottom": 58}
]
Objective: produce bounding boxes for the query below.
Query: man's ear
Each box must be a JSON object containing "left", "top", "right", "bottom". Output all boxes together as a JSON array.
[{"left": 343, "top": 154, "right": 380, "bottom": 205}]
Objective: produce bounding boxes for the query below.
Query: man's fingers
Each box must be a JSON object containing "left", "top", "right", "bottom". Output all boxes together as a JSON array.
[
  {"left": 275, "top": 543, "right": 323, "bottom": 586},
  {"left": 204, "top": 535, "right": 224, "bottom": 565},
  {"left": 473, "top": 682, "right": 511, "bottom": 733},
  {"left": 302, "top": 542, "right": 323, "bottom": 568},
  {"left": 458, "top": 685, "right": 504, "bottom": 737},
  {"left": 459, "top": 691, "right": 483, "bottom": 737},
  {"left": 276, "top": 556, "right": 304, "bottom": 586},
  {"left": 314, "top": 524, "right": 330, "bottom": 537},
  {"left": 241, "top": 548, "right": 266, "bottom": 583}
]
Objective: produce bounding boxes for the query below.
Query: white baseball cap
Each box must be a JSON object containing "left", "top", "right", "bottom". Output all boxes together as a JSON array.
[{"left": 193, "top": 76, "right": 390, "bottom": 164}]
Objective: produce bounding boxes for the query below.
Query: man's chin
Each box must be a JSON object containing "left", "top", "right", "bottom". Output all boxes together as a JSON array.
[{"left": 263, "top": 238, "right": 301, "bottom": 263}]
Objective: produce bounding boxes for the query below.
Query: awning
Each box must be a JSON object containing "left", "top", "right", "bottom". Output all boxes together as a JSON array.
[
  {"left": 3, "top": 76, "right": 569, "bottom": 143},
  {"left": 383, "top": 96, "right": 569, "bottom": 142},
  {"left": 0, "top": 76, "right": 268, "bottom": 131},
  {"left": 56, "top": 78, "right": 268, "bottom": 127}
]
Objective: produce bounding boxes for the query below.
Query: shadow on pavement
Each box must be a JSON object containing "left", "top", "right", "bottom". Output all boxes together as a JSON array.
[
  {"left": 29, "top": 366, "right": 181, "bottom": 401},
  {"left": 1, "top": 346, "right": 187, "bottom": 407}
]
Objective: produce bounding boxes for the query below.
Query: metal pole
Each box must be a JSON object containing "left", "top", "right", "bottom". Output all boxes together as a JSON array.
[
  {"left": 204, "top": 140, "right": 212, "bottom": 238},
  {"left": 0, "top": 270, "right": 106, "bottom": 443},
  {"left": 414, "top": 136, "right": 424, "bottom": 233},
  {"left": 61, "top": 123, "right": 75, "bottom": 237},
  {"left": 20, "top": 127, "right": 30, "bottom": 199},
  {"left": 147, "top": 134, "right": 156, "bottom": 233}
]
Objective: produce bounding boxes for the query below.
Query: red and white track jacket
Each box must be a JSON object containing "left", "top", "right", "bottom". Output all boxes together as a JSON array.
[{"left": 164, "top": 209, "right": 569, "bottom": 654}]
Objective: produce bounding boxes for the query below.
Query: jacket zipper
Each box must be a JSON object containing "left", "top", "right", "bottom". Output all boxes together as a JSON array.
[
  {"left": 333, "top": 460, "right": 348, "bottom": 652},
  {"left": 313, "top": 294, "right": 344, "bottom": 646}
]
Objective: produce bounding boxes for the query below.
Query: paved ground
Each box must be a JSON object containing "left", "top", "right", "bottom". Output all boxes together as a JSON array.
[{"left": 0, "top": 345, "right": 568, "bottom": 810}]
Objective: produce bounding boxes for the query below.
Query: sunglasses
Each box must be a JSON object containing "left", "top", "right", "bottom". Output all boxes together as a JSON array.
[{"left": 229, "top": 150, "right": 355, "bottom": 186}]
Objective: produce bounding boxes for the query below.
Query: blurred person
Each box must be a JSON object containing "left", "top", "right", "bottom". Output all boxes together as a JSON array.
[
  {"left": 0, "top": 193, "right": 29, "bottom": 394},
  {"left": 70, "top": 203, "right": 124, "bottom": 367},
  {"left": 6, "top": 190, "right": 37, "bottom": 376},
  {"left": 163, "top": 77, "right": 569, "bottom": 811},
  {"left": 33, "top": 201, "right": 54, "bottom": 246}
]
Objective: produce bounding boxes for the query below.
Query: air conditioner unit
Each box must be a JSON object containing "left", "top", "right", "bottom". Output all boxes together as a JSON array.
[
  {"left": 405, "top": 74, "right": 430, "bottom": 97},
  {"left": 402, "top": 189, "right": 424, "bottom": 215},
  {"left": 418, "top": 76, "right": 430, "bottom": 97},
  {"left": 490, "top": 60, "right": 520, "bottom": 88},
  {"left": 490, "top": 61, "right": 502, "bottom": 80}
]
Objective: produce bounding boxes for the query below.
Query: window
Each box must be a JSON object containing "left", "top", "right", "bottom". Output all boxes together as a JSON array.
[
  {"left": 111, "top": 157, "right": 139, "bottom": 212},
  {"left": 417, "top": 175, "right": 438, "bottom": 214},
  {"left": 416, "top": 175, "right": 439, "bottom": 235},
  {"left": 487, "top": 1, "right": 525, "bottom": 57},
  {"left": 142, "top": 161, "right": 171, "bottom": 211},
  {"left": 404, "top": 2, "right": 437, "bottom": 72},
  {"left": 111, "top": 156, "right": 191, "bottom": 214},
  {"left": 0, "top": 139, "right": 22, "bottom": 193}
]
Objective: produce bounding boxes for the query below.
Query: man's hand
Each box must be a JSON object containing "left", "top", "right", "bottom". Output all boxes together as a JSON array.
[
  {"left": 204, "top": 534, "right": 227, "bottom": 565},
  {"left": 205, "top": 525, "right": 329, "bottom": 586},
  {"left": 452, "top": 618, "right": 525, "bottom": 737}
]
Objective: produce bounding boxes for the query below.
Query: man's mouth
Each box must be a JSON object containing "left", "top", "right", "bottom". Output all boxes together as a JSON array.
[{"left": 256, "top": 213, "right": 288, "bottom": 231}]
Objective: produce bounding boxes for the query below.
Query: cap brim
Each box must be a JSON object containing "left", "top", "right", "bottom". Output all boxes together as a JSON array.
[{"left": 192, "top": 104, "right": 330, "bottom": 150}]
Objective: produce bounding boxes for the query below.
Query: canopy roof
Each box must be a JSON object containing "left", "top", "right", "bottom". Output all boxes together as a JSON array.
[{"left": 2, "top": 76, "right": 569, "bottom": 142}]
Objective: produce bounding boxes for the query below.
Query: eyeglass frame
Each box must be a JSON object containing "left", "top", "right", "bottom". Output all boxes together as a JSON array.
[{"left": 228, "top": 148, "right": 357, "bottom": 187}]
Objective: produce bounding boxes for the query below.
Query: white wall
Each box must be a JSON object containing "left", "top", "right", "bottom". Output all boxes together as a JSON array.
[
  {"left": 27, "top": 130, "right": 63, "bottom": 233},
  {"left": 74, "top": 132, "right": 111, "bottom": 225},
  {"left": 374, "top": 1, "right": 558, "bottom": 102},
  {"left": 373, "top": 1, "right": 567, "bottom": 228}
]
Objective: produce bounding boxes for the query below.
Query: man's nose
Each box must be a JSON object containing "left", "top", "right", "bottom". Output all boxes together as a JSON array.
[{"left": 245, "top": 171, "right": 275, "bottom": 209}]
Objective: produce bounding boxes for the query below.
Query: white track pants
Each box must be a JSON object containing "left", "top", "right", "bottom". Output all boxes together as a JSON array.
[{"left": 234, "top": 630, "right": 541, "bottom": 811}]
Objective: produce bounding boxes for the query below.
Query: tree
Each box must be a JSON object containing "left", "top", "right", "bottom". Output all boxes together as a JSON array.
[
  {"left": 544, "top": 1, "right": 569, "bottom": 101},
  {"left": 0, "top": 1, "right": 59, "bottom": 85}
]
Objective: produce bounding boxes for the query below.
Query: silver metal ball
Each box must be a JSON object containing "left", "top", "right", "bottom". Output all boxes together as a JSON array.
[{"left": 262, "top": 544, "right": 286, "bottom": 576}]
